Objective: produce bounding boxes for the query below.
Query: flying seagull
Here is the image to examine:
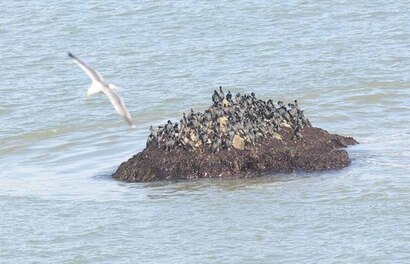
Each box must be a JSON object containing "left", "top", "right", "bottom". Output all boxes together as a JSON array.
[{"left": 68, "top": 52, "right": 135, "bottom": 128}]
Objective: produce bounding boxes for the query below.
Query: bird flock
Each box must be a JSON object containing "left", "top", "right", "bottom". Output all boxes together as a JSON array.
[{"left": 147, "top": 87, "right": 312, "bottom": 153}]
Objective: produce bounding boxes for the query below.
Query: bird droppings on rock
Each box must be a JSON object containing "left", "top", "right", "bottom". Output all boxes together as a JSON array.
[
  {"left": 232, "top": 135, "right": 245, "bottom": 150},
  {"left": 113, "top": 88, "right": 358, "bottom": 182}
]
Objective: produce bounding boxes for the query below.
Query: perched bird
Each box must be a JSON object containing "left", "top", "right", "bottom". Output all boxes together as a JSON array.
[
  {"left": 68, "top": 52, "right": 135, "bottom": 127},
  {"left": 165, "top": 136, "right": 175, "bottom": 151},
  {"left": 218, "top": 86, "right": 225, "bottom": 99},
  {"left": 293, "top": 125, "right": 303, "bottom": 140},
  {"left": 149, "top": 125, "right": 157, "bottom": 139},
  {"left": 165, "top": 120, "right": 173, "bottom": 132},
  {"left": 204, "top": 110, "right": 212, "bottom": 121},
  {"left": 224, "top": 135, "right": 233, "bottom": 150},
  {"left": 212, "top": 90, "right": 221, "bottom": 106},
  {"left": 146, "top": 134, "right": 155, "bottom": 147},
  {"left": 235, "top": 93, "right": 241, "bottom": 103},
  {"left": 211, "top": 135, "right": 222, "bottom": 153},
  {"left": 182, "top": 113, "right": 187, "bottom": 124},
  {"left": 226, "top": 91, "right": 233, "bottom": 102},
  {"left": 300, "top": 110, "right": 312, "bottom": 127},
  {"left": 294, "top": 99, "right": 300, "bottom": 110}
]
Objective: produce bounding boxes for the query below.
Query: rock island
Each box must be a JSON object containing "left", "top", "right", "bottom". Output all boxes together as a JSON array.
[{"left": 113, "top": 87, "right": 358, "bottom": 182}]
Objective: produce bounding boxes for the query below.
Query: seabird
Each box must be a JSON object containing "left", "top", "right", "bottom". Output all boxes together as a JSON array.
[
  {"left": 68, "top": 52, "right": 135, "bottom": 128},
  {"left": 226, "top": 91, "right": 232, "bottom": 102},
  {"left": 293, "top": 125, "right": 303, "bottom": 140},
  {"left": 235, "top": 93, "right": 241, "bottom": 103},
  {"left": 219, "top": 86, "right": 225, "bottom": 99}
]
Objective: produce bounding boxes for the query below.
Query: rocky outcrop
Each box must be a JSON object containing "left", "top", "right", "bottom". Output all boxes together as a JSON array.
[{"left": 113, "top": 126, "right": 358, "bottom": 182}]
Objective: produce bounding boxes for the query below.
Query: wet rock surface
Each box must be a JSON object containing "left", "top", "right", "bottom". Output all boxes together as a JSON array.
[{"left": 113, "top": 126, "right": 358, "bottom": 182}]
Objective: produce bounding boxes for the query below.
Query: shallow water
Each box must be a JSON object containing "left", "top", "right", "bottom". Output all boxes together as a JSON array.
[{"left": 1, "top": 1, "right": 409, "bottom": 263}]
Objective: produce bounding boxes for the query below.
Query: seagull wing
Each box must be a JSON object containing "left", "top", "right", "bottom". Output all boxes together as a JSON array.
[
  {"left": 68, "top": 52, "right": 104, "bottom": 82},
  {"left": 103, "top": 85, "right": 135, "bottom": 127}
]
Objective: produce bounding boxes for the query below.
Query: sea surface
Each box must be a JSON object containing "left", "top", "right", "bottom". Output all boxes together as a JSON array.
[{"left": 1, "top": 1, "right": 409, "bottom": 263}]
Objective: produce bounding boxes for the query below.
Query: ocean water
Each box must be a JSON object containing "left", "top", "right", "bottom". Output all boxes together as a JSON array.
[{"left": 1, "top": 1, "right": 409, "bottom": 263}]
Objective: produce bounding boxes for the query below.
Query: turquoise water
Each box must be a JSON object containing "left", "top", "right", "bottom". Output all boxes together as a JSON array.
[{"left": 1, "top": 1, "right": 409, "bottom": 263}]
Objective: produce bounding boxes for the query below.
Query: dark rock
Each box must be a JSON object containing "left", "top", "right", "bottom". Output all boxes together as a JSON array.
[{"left": 113, "top": 126, "right": 358, "bottom": 182}]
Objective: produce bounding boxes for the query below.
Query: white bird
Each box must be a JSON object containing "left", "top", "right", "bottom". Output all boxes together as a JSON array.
[{"left": 68, "top": 52, "right": 135, "bottom": 128}]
